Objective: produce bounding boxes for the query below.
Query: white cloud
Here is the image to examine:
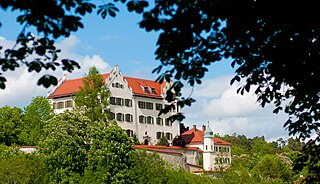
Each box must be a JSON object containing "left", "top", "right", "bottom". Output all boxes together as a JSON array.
[
  {"left": 0, "top": 35, "right": 111, "bottom": 108},
  {"left": 182, "top": 76, "right": 289, "bottom": 141}
]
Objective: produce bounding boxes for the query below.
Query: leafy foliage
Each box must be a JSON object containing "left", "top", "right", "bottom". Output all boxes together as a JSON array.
[
  {"left": 0, "top": 106, "right": 23, "bottom": 146},
  {"left": 38, "top": 110, "right": 134, "bottom": 183},
  {"left": 155, "top": 135, "right": 169, "bottom": 146},
  {"left": 74, "top": 66, "right": 110, "bottom": 122},
  {"left": 20, "top": 96, "right": 53, "bottom": 146},
  {"left": 0, "top": 0, "right": 149, "bottom": 89},
  {"left": 172, "top": 135, "right": 186, "bottom": 148},
  {"left": 139, "top": 1, "right": 320, "bottom": 179}
]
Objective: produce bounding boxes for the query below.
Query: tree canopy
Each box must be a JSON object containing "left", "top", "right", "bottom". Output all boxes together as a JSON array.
[
  {"left": 74, "top": 66, "right": 110, "bottom": 122},
  {"left": 0, "top": 0, "right": 149, "bottom": 89}
]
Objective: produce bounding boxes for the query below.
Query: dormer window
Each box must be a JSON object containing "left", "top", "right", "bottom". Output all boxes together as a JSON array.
[
  {"left": 144, "top": 86, "right": 149, "bottom": 93},
  {"left": 151, "top": 88, "right": 156, "bottom": 94}
]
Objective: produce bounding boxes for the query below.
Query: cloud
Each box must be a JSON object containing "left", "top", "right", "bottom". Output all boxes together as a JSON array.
[
  {"left": 0, "top": 35, "right": 111, "bottom": 108},
  {"left": 181, "top": 76, "right": 289, "bottom": 141}
]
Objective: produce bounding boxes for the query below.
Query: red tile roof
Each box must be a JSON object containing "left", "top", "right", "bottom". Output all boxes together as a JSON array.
[
  {"left": 48, "top": 73, "right": 166, "bottom": 99},
  {"left": 134, "top": 145, "right": 201, "bottom": 152},
  {"left": 181, "top": 126, "right": 231, "bottom": 145}
]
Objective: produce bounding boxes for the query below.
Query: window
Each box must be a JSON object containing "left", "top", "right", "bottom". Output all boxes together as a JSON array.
[
  {"left": 117, "top": 113, "right": 124, "bottom": 121},
  {"left": 219, "top": 147, "right": 221, "bottom": 152},
  {"left": 156, "top": 117, "right": 163, "bottom": 125},
  {"left": 66, "top": 100, "right": 73, "bottom": 108},
  {"left": 156, "top": 132, "right": 162, "bottom": 139},
  {"left": 146, "top": 102, "right": 153, "bottom": 110},
  {"left": 165, "top": 118, "right": 172, "bottom": 126},
  {"left": 115, "top": 98, "right": 123, "bottom": 105},
  {"left": 125, "top": 114, "right": 133, "bottom": 122},
  {"left": 120, "top": 84, "right": 123, "bottom": 89},
  {"left": 166, "top": 132, "right": 172, "bottom": 140},
  {"left": 126, "top": 129, "right": 133, "bottom": 137},
  {"left": 110, "top": 97, "right": 116, "bottom": 105},
  {"left": 151, "top": 88, "right": 156, "bottom": 94},
  {"left": 214, "top": 146, "right": 218, "bottom": 152},
  {"left": 144, "top": 87, "right": 149, "bottom": 93},
  {"left": 110, "top": 112, "right": 115, "bottom": 120},
  {"left": 165, "top": 105, "right": 171, "bottom": 112},
  {"left": 52, "top": 102, "right": 56, "bottom": 109},
  {"left": 139, "top": 115, "right": 145, "bottom": 123},
  {"left": 115, "top": 83, "right": 120, "bottom": 88},
  {"left": 226, "top": 158, "right": 230, "bottom": 164},
  {"left": 138, "top": 101, "right": 145, "bottom": 109},
  {"left": 206, "top": 145, "right": 208, "bottom": 150},
  {"left": 125, "top": 99, "right": 132, "bottom": 107},
  {"left": 146, "top": 116, "right": 153, "bottom": 124},
  {"left": 156, "top": 103, "right": 162, "bottom": 110},
  {"left": 227, "top": 148, "right": 229, "bottom": 152},
  {"left": 211, "top": 145, "right": 213, "bottom": 150},
  {"left": 57, "top": 102, "right": 64, "bottom": 109}
]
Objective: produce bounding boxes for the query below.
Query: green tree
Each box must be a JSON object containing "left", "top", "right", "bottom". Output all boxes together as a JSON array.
[
  {"left": 172, "top": 135, "right": 186, "bottom": 148},
  {"left": 74, "top": 66, "right": 110, "bottom": 122},
  {"left": 20, "top": 96, "right": 53, "bottom": 146},
  {"left": 139, "top": 2, "right": 320, "bottom": 179},
  {"left": 251, "top": 154, "right": 293, "bottom": 183},
  {"left": 0, "top": 0, "right": 149, "bottom": 89},
  {"left": 0, "top": 106, "right": 23, "bottom": 146},
  {"left": 156, "top": 136, "right": 169, "bottom": 146},
  {"left": 39, "top": 110, "right": 133, "bottom": 183},
  {"left": 0, "top": 145, "right": 49, "bottom": 184}
]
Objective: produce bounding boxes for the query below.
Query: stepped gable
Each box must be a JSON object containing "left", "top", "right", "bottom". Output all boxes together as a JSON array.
[{"left": 181, "top": 125, "right": 231, "bottom": 145}]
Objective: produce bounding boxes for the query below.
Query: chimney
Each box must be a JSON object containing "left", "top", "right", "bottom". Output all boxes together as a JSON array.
[
  {"left": 202, "top": 125, "right": 206, "bottom": 132},
  {"left": 193, "top": 125, "right": 196, "bottom": 133}
]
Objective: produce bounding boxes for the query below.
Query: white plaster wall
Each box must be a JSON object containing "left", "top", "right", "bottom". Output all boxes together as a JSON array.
[
  {"left": 135, "top": 96, "right": 180, "bottom": 144},
  {"left": 108, "top": 74, "right": 136, "bottom": 134}
]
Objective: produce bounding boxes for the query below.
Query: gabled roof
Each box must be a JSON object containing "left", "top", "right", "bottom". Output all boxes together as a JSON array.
[
  {"left": 181, "top": 126, "right": 231, "bottom": 146},
  {"left": 48, "top": 72, "right": 166, "bottom": 99}
]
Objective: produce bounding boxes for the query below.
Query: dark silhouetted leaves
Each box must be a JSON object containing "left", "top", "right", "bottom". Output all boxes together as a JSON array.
[
  {"left": 98, "top": 3, "right": 119, "bottom": 18},
  {"left": 37, "top": 74, "right": 58, "bottom": 88},
  {"left": 61, "top": 59, "right": 80, "bottom": 72}
]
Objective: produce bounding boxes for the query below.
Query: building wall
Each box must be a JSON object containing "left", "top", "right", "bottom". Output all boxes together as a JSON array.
[{"left": 48, "top": 68, "right": 180, "bottom": 145}]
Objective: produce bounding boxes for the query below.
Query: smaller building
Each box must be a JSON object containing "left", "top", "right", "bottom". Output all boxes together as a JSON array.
[{"left": 181, "top": 124, "right": 232, "bottom": 171}]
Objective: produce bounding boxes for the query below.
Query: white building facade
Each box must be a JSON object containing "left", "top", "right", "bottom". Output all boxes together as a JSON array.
[{"left": 47, "top": 65, "right": 180, "bottom": 145}]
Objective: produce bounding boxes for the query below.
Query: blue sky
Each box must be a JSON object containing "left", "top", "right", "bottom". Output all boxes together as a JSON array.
[{"left": 0, "top": 7, "right": 290, "bottom": 141}]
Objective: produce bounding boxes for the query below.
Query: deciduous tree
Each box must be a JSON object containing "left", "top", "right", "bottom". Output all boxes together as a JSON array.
[
  {"left": 0, "top": 106, "right": 23, "bottom": 146},
  {"left": 20, "top": 96, "right": 53, "bottom": 145},
  {"left": 74, "top": 66, "right": 110, "bottom": 122},
  {"left": 39, "top": 110, "right": 133, "bottom": 183},
  {"left": 0, "top": 0, "right": 149, "bottom": 89}
]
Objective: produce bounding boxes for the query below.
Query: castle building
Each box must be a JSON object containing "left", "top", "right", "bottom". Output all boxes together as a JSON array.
[
  {"left": 47, "top": 65, "right": 180, "bottom": 145},
  {"left": 181, "top": 124, "right": 231, "bottom": 171}
]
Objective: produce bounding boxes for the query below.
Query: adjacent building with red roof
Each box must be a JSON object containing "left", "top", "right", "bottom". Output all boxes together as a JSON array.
[
  {"left": 181, "top": 124, "right": 232, "bottom": 171},
  {"left": 47, "top": 65, "right": 180, "bottom": 145}
]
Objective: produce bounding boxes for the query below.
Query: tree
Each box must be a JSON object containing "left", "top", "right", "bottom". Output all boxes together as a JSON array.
[
  {"left": 74, "top": 66, "right": 110, "bottom": 122},
  {"left": 156, "top": 136, "right": 169, "bottom": 146},
  {"left": 251, "top": 154, "right": 293, "bottom": 183},
  {"left": 0, "top": 106, "right": 23, "bottom": 146},
  {"left": 20, "top": 96, "right": 53, "bottom": 146},
  {"left": 172, "top": 135, "right": 186, "bottom": 148},
  {"left": 139, "top": 1, "right": 320, "bottom": 179},
  {"left": 0, "top": 0, "right": 149, "bottom": 89},
  {"left": 38, "top": 110, "right": 134, "bottom": 183}
]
